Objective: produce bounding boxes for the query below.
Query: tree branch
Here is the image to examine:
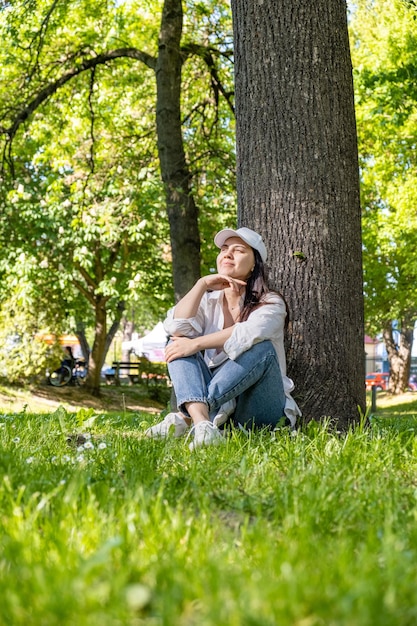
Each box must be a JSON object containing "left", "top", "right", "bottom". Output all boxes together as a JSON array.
[
  {"left": 2, "top": 48, "right": 157, "bottom": 145},
  {"left": 181, "top": 43, "right": 235, "bottom": 115},
  {"left": 82, "top": 66, "right": 97, "bottom": 195},
  {"left": 105, "top": 300, "right": 126, "bottom": 355},
  {"left": 73, "top": 261, "right": 98, "bottom": 304},
  {"left": 26, "top": 0, "right": 62, "bottom": 84},
  {"left": 72, "top": 276, "right": 96, "bottom": 306}
]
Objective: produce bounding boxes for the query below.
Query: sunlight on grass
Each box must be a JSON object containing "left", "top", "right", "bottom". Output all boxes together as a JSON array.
[
  {"left": 0, "top": 382, "right": 84, "bottom": 414},
  {"left": 1, "top": 406, "right": 417, "bottom": 624},
  {"left": 368, "top": 390, "right": 417, "bottom": 421},
  {"left": 0, "top": 381, "right": 166, "bottom": 415},
  {"left": 372, "top": 391, "right": 417, "bottom": 409}
]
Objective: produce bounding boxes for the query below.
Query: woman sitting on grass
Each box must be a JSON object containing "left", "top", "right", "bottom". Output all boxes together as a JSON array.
[{"left": 146, "top": 226, "right": 300, "bottom": 449}]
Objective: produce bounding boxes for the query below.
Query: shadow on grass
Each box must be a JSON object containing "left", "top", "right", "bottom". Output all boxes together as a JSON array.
[
  {"left": 38, "top": 382, "right": 171, "bottom": 410},
  {"left": 0, "top": 380, "right": 170, "bottom": 415}
]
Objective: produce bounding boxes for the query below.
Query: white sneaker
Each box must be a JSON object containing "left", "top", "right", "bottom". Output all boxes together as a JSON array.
[
  {"left": 213, "top": 398, "right": 236, "bottom": 428},
  {"left": 145, "top": 413, "right": 189, "bottom": 438},
  {"left": 188, "top": 421, "right": 224, "bottom": 450}
]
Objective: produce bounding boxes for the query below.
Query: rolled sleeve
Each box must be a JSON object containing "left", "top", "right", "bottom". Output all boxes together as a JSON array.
[{"left": 163, "top": 307, "right": 204, "bottom": 338}]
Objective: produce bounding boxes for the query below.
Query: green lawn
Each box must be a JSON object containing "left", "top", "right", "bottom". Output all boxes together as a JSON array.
[
  {"left": 1, "top": 392, "right": 417, "bottom": 624},
  {"left": 369, "top": 389, "right": 417, "bottom": 420}
]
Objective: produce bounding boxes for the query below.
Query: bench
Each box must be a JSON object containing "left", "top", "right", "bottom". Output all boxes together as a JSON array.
[{"left": 111, "top": 358, "right": 168, "bottom": 387}]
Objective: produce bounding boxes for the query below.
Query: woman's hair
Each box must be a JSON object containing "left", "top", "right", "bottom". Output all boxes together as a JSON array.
[{"left": 239, "top": 249, "right": 289, "bottom": 325}]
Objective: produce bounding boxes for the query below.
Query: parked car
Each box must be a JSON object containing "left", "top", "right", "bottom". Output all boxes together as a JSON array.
[{"left": 365, "top": 372, "right": 389, "bottom": 391}]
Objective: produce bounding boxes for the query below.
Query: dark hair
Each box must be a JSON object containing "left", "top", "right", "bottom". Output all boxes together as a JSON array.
[{"left": 239, "top": 249, "right": 289, "bottom": 326}]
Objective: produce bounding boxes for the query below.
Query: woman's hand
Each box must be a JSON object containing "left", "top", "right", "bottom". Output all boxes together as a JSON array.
[
  {"left": 200, "top": 274, "right": 246, "bottom": 293},
  {"left": 165, "top": 336, "right": 199, "bottom": 363}
]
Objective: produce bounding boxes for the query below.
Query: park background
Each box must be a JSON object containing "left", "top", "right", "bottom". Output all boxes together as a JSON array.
[
  {"left": 0, "top": 0, "right": 416, "bottom": 410},
  {"left": 1, "top": 1, "right": 417, "bottom": 624}
]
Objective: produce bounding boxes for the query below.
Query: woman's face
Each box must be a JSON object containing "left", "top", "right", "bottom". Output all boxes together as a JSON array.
[{"left": 216, "top": 237, "right": 255, "bottom": 280}]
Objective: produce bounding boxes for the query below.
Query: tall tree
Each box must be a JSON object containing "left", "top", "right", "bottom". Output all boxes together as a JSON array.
[
  {"left": 0, "top": 0, "right": 235, "bottom": 301},
  {"left": 156, "top": 0, "right": 201, "bottom": 299},
  {"left": 0, "top": 0, "right": 236, "bottom": 392},
  {"left": 231, "top": 0, "right": 365, "bottom": 425},
  {"left": 350, "top": 0, "right": 417, "bottom": 393}
]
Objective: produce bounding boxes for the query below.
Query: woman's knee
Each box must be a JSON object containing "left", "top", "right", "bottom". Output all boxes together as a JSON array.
[{"left": 240, "top": 340, "right": 275, "bottom": 358}]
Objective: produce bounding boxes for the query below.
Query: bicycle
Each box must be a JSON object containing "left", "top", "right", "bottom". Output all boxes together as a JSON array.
[{"left": 48, "top": 358, "right": 88, "bottom": 387}]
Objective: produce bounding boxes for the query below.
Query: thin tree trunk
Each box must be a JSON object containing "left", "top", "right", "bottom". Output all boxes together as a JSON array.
[
  {"left": 383, "top": 320, "right": 414, "bottom": 393},
  {"left": 156, "top": 0, "right": 201, "bottom": 301},
  {"left": 121, "top": 316, "right": 134, "bottom": 364},
  {"left": 104, "top": 301, "right": 126, "bottom": 357},
  {"left": 85, "top": 298, "right": 108, "bottom": 396},
  {"left": 231, "top": 0, "right": 365, "bottom": 427},
  {"left": 75, "top": 320, "right": 90, "bottom": 363}
]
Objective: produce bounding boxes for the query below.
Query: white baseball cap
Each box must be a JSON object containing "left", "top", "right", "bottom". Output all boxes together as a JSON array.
[{"left": 214, "top": 227, "right": 268, "bottom": 262}]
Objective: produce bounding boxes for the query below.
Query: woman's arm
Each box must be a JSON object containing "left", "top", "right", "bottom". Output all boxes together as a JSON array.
[
  {"left": 173, "top": 274, "right": 247, "bottom": 319},
  {"left": 165, "top": 327, "right": 234, "bottom": 363},
  {"left": 173, "top": 278, "right": 209, "bottom": 319}
]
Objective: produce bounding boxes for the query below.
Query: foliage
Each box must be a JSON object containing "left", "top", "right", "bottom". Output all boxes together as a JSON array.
[
  {"left": 0, "top": 255, "right": 65, "bottom": 383},
  {"left": 181, "top": 0, "right": 236, "bottom": 272},
  {"left": 0, "top": 0, "right": 174, "bottom": 318},
  {"left": 350, "top": 0, "right": 417, "bottom": 332},
  {"left": 349, "top": 0, "right": 417, "bottom": 391},
  {"left": 0, "top": 0, "right": 236, "bottom": 387},
  {"left": 2, "top": 407, "right": 417, "bottom": 623}
]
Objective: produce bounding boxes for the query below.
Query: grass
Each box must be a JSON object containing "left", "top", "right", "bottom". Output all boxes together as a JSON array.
[
  {"left": 1, "top": 387, "right": 417, "bottom": 624},
  {"left": 370, "top": 389, "right": 417, "bottom": 420},
  {"left": 0, "top": 379, "right": 169, "bottom": 415}
]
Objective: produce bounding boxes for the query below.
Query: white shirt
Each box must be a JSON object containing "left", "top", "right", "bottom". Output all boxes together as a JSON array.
[{"left": 164, "top": 290, "right": 301, "bottom": 426}]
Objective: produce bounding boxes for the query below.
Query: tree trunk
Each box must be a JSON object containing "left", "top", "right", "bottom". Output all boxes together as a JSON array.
[
  {"left": 156, "top": 0, "right": 201, "bottom": 301},
  {"left": 383, "top": 320, "right": 414, "bottom": 394},
  {"left": 104, "top": 300, "right": 126, "bottom": 357},
  {"left": 75, "top": 301, "right": 125, "bottom": 395},
  {"left": 231, "top": 0, "right": 365, "bottom": 426},
  {"left": 85, "top": 298, "right": 108, "bottom": 396},
  {"left": 75, "top": 320, "right": 90, "bottom": 363},
  {"left": 121, "top": 316, "right": 134, "bottom": 364}
]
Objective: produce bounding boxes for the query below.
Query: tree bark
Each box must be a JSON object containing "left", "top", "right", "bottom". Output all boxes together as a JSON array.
[
  {"left": 156, "top": 0, "right": 201, "bottom": 301},
  {"left": 105, "top": 301, "right": 126, "bottom": 357},
  {"left": 231, "top": 0, "right": 365, "bottom": 426},
  {"left": 85, "top": 296, "right": 108, "bottom": 396},
  {"left": 75, "top": 321, "right": 90, "bottom": 363},
  {"left": 383, "top": 320, "right": 414, "bottom": 394},
  {"left": 121, "top": 316, "right": 135, "bottom": 364}
]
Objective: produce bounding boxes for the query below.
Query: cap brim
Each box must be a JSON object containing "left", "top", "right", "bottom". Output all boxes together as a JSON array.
[
  {"left": 214, "top": 227, "right": 268, "bottom": 262},
  {"left": 214, "top": 229, "right": 241, "bottom": 249}
]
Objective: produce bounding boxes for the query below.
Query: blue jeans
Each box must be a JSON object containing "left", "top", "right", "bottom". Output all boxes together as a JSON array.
[{"left": 167, "top": 340, "right": 286, "bottom": 429}]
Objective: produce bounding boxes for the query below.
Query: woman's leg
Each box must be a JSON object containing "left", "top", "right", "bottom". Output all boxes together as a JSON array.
[
  {"left": 146, "top": 352, "right": 213, "bottom": 439},
  {"left": 207, "top": 341, "right": 286, "bottom": 429},
  {"left": 167, "top": 351, "right": 213, "bottom": 415},
  {"left": 168, "top": 353, "right": 224, "bottom": 448}
]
